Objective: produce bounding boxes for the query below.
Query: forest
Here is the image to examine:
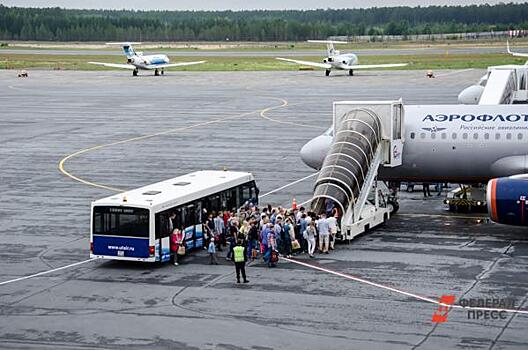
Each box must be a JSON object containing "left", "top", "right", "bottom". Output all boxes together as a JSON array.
[{"left": 0, "top": 3, "right": 528, "bottom": 41}]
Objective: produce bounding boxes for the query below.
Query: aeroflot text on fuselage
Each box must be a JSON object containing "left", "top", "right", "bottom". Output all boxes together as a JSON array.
[{"left": 422, "top": 114, "right": 528, "bottom": 122}]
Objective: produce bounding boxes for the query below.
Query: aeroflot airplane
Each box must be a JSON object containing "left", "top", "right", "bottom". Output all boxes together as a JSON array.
[
  {"left": 300, "top": 104, "right": 528, "bottom": 226},
  {"left": 276, "top": 40, "right": 408, "bottom": 76},
  {"left": 89, "top": 42, "right": 206, "bottom": 76}
]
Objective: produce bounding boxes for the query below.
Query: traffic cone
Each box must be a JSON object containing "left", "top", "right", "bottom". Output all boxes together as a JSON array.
[{"left": 292, "top": 198, "right": 297, "bottom": 210}]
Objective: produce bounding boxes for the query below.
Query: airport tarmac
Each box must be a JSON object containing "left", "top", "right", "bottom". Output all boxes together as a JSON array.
[
  {"left": 1, "top": 69, "right": 527, "bottom": 349},
  {"left": 0, "top": 45, "right": 517, "bottom": 57}
]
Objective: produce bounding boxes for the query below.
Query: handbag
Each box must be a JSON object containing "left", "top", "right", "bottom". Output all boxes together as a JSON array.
[
  {"left": 291, "top": 240, "right": 301, "bottom": 250},
  {"left": 177, "top": 244, "right": 186, "bottom": 255}
]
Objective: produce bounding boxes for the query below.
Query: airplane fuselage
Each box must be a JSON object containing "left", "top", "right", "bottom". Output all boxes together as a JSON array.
[
  {"left": 325, "top": 53, "right": 358, "bottom": 70},
  {"left": 301, "top": 104, "right": 528, "bottom": 183},
  {"left": 129, "top": 54, "right": 170, "bottom": 70}
]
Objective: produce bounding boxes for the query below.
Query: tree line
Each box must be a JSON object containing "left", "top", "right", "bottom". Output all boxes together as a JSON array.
[{"left": 0, "top": 3, "right": 528, "bottom": 42}]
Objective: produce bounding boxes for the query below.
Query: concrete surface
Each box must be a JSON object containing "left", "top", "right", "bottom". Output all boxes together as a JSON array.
[{"left": 0, "top": 69, "right": 527, "bottom": 349}]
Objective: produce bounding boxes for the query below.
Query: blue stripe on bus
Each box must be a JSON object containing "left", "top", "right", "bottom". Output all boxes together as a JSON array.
[{"left": 93, "top": 236, "right": 150, "bottom": 258}]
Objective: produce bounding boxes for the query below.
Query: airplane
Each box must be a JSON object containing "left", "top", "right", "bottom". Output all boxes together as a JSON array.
[
  {"left": 276, "top": 40, "right": 408, "bottom": 76},
  {"left": 88, "top": 42, "right": 206, "bottom": 76},
  {"left": 299, "top": 103, "right": 528, "bottom": 227}
]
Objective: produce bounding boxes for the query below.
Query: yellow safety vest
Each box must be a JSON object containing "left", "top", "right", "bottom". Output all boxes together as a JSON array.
[{"left": 233, "top": 245, "right": 245, "bottom": 262}]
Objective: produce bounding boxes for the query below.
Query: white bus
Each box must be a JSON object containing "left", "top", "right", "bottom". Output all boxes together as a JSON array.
[{"left": 90, "top": 170, "right": 258, "bottom": 262}]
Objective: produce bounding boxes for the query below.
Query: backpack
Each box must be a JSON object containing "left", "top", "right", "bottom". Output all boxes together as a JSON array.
[{"left": 270, "top": 250, "right": 279, "bottom": 263}]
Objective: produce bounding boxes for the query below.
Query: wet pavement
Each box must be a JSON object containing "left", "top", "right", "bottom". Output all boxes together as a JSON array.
[{"left": 0, "top": 69, "right": 527, "bottom": 349}]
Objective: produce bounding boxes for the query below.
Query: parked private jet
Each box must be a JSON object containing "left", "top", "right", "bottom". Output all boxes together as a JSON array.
[
  {"left": 276, "top": 40, "right": 408, "bottom": 76},
  {"left": 88, "top": 42, "right": 206, "bottom": 76}
]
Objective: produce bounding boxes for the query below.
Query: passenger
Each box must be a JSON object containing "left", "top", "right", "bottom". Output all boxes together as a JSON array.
[
  {"left": 232, "top": 239, "right": 249, "bottom": 283},
  {"left": 327, "top": 212, "right": 338, "bottom": 250},
  {"left": 208, "top": 237, "right": 219, "bottom": 265},
  {"left": 283, "top": 217, "right": 294, "bottom": 258},
  {"left": 304, "top": 221, "right": 317, "bottom": 258},
  {"left": 214, "top": 212, "right": 225, "bottom": 251},
  {"left": 422, "top": 182, "right": 432, "bottom": 197},
  {"left": 317, "top": 213, "right": 330, "bottom": 254},
  {"left": 298, "top": 213, "right": 308, "bottom": 254},
  {"left": 247, "top": 220, "right": 259, "bottom": 260},
  {"left": 171, "top": 228, "right": 185, "bottom": 266},
  {"left": 266, "top": 226, "right": 278, "bottom": 267},
  {"left": 274, "top": 216, "right": 283, "bottom": 254},
  {"left": 226, "top": 224, "right": 238, "bottom": 261}
]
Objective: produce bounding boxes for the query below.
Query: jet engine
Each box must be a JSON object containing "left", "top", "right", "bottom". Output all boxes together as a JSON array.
[
  {"left": 487, "top": 176, "right": 528, "bottom": 226},
  {"left": 458, "top": 85, "right": 485, "bottom": 104}
]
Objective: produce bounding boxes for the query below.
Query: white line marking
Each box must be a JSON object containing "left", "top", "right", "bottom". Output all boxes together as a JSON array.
[
  {"left": 283, "top": 257, "right": 528, "bottom": 315},
  {"left": 435, "top": 68, "right": 474, "bottom": 78},
  {"left": 260, "top": 173, "right": 318, "bottom": 198},
  {"left": 0, "top": 258, "right": 97, "bottom": 287},
  {"left": 0, "top": 173, "right": 317, "bottom": 287}
]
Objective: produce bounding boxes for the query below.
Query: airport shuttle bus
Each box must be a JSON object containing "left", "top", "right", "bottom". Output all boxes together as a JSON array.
[{"left": 90, "top": 170, "right": 258, "bottom": 262}]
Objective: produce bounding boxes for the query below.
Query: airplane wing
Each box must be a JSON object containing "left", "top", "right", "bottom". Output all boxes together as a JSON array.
[
  {"left": 507, "top": 41, "right": 528, "bottom": 58},
  {"left": 275, "top": 57, "right": 332, "bottom": 69},
  {"left": 146, "top": 61, "right": 206, "bottom": 69},
  {"left": 341, "top": 63, "right": 408, "bottom": 70},
  {"left": 88, "top": 62, "right": 136, "bottom": 69}
]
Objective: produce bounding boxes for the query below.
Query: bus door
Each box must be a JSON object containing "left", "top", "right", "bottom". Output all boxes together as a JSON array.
[{"left": 155, "top": 212, "right": 172, "bottom": 262}]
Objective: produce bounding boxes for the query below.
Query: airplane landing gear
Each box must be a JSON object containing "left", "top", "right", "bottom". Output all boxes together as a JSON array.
[
  {"left": 161, "top": 69, "right": 164, "bottom": 75},
  {"left": 154, "top": 69, "right": 160, "bottom": 76},
  {"left": 349, "top": 69, "right": 354, "bottom": 76},
  {"left": 325, "top": 69, "right": 331, "bottom": 77},
  {"left": 132, "top": 69, "right": 138, "bottom": 77}
]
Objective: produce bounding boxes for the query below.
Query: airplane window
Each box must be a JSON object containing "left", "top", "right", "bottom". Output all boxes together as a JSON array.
[
  {"left": 462, "top": 133, "right": 468, "bottom": 140},
  {"left": 484, "top": 133, "right": 489, "bottom": 140},
  {"left": 441, "top": 133, "right": 447, "bottom": 139},
  {"left": 495, "top": 133, "right": 500, "bottom": 140},
  {"left": 507, "top": 133, "right": 512, "bottom": 140},
  {"left": 410, "top": 132, "right": 415, "bottom": 139},
  {"left": 473, "top": 133, "right": 478, "bottom": 140},
  {"left": 518, "top": 133, "right": 523, "bottom": 140},
  {"left": 431, "top": 133, "right": 436, "bottom": 139},
  {"left": 420, "top": 133, "right": 426, "bottom": 139},
  {"left": 452, "top": 133, "right": 457, "bottom": 139}
]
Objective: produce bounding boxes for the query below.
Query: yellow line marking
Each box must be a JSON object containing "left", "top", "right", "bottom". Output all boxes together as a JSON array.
[
  {"left": 59, "top": 100, "right": 288, "bottom": 192},
  {"left": 259, "top": 98, "right": 326, "bottom": 130}
]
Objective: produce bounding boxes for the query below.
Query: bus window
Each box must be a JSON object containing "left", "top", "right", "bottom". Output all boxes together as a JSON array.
[
  {"left": 183, "top": 203, "right": 195, "bottom": 227},
  {"left": 93, "top": 206, "right": 149, "bottom": 238},
  {"left": 194, "top": 200, "right": 203, "bottom": 223},
  {"left": 155, "top": 213, "right": 169, "bottom": 239}
]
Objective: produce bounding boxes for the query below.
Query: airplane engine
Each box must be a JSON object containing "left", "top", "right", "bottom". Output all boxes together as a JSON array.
[
  {"left": 458, "top": 85, "right": 484, "bottom": 104},
  {"left": 487, "top": 176, "right": 528, "bottom": 226}
]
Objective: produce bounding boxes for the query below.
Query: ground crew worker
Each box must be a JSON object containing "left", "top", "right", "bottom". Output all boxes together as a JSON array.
[{"left": 232, "top": 240, "right": 249, "bottom": 283}]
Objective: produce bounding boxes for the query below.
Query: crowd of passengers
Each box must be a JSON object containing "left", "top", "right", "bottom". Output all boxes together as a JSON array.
[{"left": 170, "top": 202, "right": 341, "bottom": 266}]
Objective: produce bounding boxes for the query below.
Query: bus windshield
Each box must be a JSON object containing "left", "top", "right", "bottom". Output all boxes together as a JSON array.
[{"left": 93, "top": 206, "right": 149, "bottom": 238}]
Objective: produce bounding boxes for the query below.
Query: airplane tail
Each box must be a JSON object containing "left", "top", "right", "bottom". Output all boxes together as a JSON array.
[
  {"left": 307, "top": 40, "right": 347, "bottom": 57},
  {"left": 106, "top": 42, "right": 141, "bottom": 59}
]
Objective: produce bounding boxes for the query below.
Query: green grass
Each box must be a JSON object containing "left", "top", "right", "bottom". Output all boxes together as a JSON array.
[{"left": 0, "top": 52, "right": 526, "bottom": 71}]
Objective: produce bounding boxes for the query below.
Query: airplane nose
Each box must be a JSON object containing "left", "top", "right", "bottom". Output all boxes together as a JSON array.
[{"left": 300, "top": 135, "right": 332, "bottom": 170}]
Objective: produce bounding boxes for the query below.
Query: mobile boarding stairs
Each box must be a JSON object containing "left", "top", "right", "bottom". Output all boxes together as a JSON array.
[{"left": 311, "top": 100, "right": 404, "bottom": 240}]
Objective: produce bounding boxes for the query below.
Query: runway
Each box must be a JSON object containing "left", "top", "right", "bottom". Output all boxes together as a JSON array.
[
  {"left": 0, "top": 45, "right": 517, "bottom": 57},
  {"left": 1, "top": 69, "right": 527, "bottom": 349}
]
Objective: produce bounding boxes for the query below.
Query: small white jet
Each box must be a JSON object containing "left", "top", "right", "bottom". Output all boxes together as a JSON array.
[
  {"left": 88, "top": 42, "right": 206, "bottom": 76},
  {"left": 276, "top": 40, "right": 408, "bottom": 76}
]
